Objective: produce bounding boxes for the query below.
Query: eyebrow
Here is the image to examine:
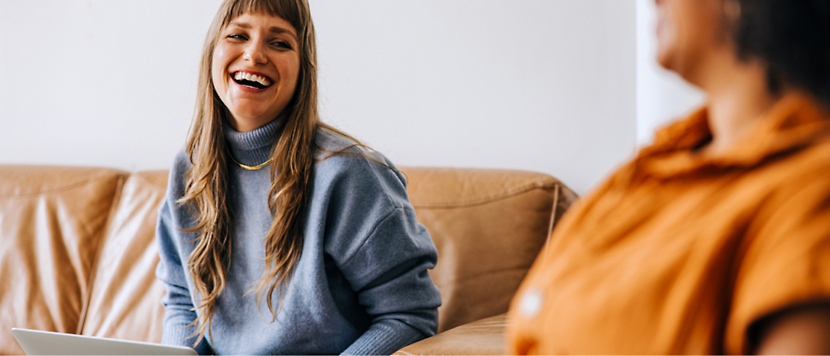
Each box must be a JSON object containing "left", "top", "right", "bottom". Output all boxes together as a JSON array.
[{"left": 228, "top": 21, "right": 298, "bottom": 40}]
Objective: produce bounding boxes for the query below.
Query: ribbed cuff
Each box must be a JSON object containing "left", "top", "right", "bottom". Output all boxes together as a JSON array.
[
  {"left": 161, "top": 322, "right": 212, "bottom": 355},
  {"left": 342, "top": 320, "right": 426, "bottom": 356},
  {"left": 161, "top": 323, "right": 194, "bottom": 347}
]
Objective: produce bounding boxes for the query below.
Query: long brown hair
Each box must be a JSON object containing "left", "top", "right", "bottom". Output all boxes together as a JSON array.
[{"left": 179, "top": 0, "right": 361, "bottom": 345}]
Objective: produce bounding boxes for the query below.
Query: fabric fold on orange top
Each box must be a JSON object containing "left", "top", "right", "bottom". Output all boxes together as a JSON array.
[
  {"left": 507, "top": 93, "right": 830, "bottom": 355},
  {"left": 641, "top": 94, "right": 830, "bottom": 178}
]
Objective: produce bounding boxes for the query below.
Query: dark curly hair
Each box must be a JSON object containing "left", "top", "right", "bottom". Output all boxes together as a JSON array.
[{"left": 730, "top": 0, "right": 830, "bottom": 107}]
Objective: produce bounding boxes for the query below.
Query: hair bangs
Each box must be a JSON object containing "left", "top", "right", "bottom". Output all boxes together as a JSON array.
[{"left": 223, "top": 0, "right": 305, "bottom": 38}]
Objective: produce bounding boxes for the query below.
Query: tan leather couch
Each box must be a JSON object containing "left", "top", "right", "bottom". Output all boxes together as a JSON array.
[{"left": 0, "top": 165, "right": 576, "bottom": 355}]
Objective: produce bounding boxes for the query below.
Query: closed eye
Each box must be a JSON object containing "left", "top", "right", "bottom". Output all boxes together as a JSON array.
[{"left": 271, "top": 41, "right": 293, "bottom": 50}]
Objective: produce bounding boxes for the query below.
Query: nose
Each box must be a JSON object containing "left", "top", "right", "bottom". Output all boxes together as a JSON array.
[{"left": 243, "top": 41, "right": 267, "bottom": 64}]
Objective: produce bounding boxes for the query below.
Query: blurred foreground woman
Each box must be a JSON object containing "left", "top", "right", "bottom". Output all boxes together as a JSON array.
[{"left": 507, "top": 0, "right": 830, "bottom": 354}]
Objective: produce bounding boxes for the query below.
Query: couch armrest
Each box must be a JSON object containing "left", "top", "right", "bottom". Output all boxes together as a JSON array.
[{"left": 394, "top": 314, "right": 508, "bottom": 355}]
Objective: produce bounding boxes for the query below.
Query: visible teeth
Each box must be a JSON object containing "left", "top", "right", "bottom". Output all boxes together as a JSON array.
[
  {"left": 233, "top": 72, "right": 271, "bottom": 87},
  {"left": 254, "top": 74, "right": 270, "bottom": 86}
]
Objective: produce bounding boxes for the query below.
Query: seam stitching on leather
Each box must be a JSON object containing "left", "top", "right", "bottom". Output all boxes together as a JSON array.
[
  {"left": 410, "top": 178, "right": 560, "bottom": 208},
  {"left": 133, "top": 171, "right": 168, "bottom": 190},
  {"left": 438, "top": 265, "right": 536, "bottom": 285},
  {"left": 0, "top": 169, "right": 129, "bottom": 197},
  {"left": 75, "top": 173, "right": 128, "bottom": 335},
  {"left": 542, "top": 183, "right": 561, "bottom": 264}
]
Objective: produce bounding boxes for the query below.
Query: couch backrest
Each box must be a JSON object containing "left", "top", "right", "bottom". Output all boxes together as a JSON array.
[
  {"left": 78, "top": 171, "right": 169, "bottom": 343},
  {"left": 0, "top": 165, "right": 575, "bottom": 352},
  {"left": 403, "top": 167, "right": 576, "bottom": 331},
  {"left": 0, "top": 166, "right": 128, "bottom": 354}
]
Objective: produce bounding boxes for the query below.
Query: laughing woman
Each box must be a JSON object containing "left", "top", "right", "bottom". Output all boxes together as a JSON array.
[{"left": 154, "top": 0, "right": 441, "bottom": 354}]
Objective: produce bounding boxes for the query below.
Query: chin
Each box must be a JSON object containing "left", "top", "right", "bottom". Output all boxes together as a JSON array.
[
  {"left": 232, "top": 108, "right": 269, "bottom": 120},
  {"left": 656, "top": 50, "right": 673, "bottom": 71},
  {"left": 655, "top": 41, "right": 683, "bottom": 74},
  {"left": 655, "top": 25, "right": 678, "bottom": 72}
]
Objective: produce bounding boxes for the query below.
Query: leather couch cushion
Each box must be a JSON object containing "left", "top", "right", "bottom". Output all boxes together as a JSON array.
[
  {"left": 0, "top": 166, "right": 127, "bottom": 354},
  {"left": 0, "top": 165, "right": 575, "bottom": 354},
  {"left": 402, "top": 167, "right": 576, "bottom": 332},
  {"left": 79, "top": 170, "right": 169, "bottom": 343},
  {"left": 395, "top": 313, "right": 509, "bottom": 355},
  {"left": 75, "top": 167, "right": 576, "bottom": 340}
]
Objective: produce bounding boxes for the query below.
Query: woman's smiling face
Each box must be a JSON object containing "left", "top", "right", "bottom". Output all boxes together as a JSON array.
[{"left": 212, "top": 12, "right": 300, "bottom": 132}]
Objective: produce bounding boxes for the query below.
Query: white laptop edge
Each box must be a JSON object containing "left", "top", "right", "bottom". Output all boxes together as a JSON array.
[{"left": 11, "top": 328, "right": 198, "bottom": 355}]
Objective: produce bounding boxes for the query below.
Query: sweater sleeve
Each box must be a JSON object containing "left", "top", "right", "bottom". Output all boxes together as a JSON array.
[
  {"left": 155, "top": 199, "right": 214, "bottom": 355},
  {"left": 317, "top": 153, "right": 442, "bottom": 355},
  {"left": 338, "top": 207, "right": 442, "bottom": 355}
]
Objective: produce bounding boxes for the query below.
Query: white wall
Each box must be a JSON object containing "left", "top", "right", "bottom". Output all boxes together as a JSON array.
[
  {"left": 0, "top": 0, "right": 220, "bottom": 171},
  {"left": 0, "top": 0, "right": 637, "bottom": 194}
]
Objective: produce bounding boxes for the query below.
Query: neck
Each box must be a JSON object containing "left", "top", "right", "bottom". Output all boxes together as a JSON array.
[{"left": 697, "top": 56, "right": 782, "bottom": 155}]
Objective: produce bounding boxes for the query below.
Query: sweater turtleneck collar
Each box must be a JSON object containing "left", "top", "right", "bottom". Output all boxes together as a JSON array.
[{"left": 223, "top": 114, "right": 287, "bottom": 167}]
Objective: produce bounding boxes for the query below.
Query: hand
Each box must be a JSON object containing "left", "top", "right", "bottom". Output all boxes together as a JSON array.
[{"left": 753, "top": 303, "right": 830, "bottom": 355}]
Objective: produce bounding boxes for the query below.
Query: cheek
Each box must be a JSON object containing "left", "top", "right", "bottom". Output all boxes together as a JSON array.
[
  {"left": 287, "top": 64, "right": 300, "bottom": 91},
  {"left": 671, "top": 0, "right": 723, "bottom": 48},
  {"left": 655, "top": 4, "right": 678, "bottom": 67},
  {"left": 656, "top": 8, "right": 673, "bottom": 46},
  {"left": 656, "top": 0, "right": 698, "bottom": 67},
  {"left": 211, "top": 51, "right": 229, "bottom": 97},
  {"left": 277, "top": 58, "right": 301, "bottom": 94}
]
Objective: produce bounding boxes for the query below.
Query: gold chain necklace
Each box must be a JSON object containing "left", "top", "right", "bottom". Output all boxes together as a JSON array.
[{"left": 229, "top": 154, "right": 273, "bottom": 170}]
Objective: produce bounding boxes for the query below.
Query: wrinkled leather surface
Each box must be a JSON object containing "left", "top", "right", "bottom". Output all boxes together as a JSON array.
[
  {"left": 0, "top": 165, "right": 575, "bottom": 355},
  {"left": 395, "top": 313, "right": 509, "bottom": 355},
  {"left": 403, "top": 167, "right": 576, "bottom": 332},
  {"left": 79, "top": 171, "right": 169, "bottom": 343},
  {"left": 0, "top": 166, "right": 126, "bottom": 355}
]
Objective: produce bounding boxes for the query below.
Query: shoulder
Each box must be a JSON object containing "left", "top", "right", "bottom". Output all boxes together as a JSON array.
[
  {"left": 165, "top": 148, "right": 193, "bottom": 200},
  {"left": 308, "top": 129, "right": 436, "bottom": 280},
  {"left": 311, "top": 127, "right": 410, "bottom": 208},
  {"left": 788, "top": 138, "right": 830, "bottom": 173},
  {"left": 156, "top": 148, "right": 198, "bottom": 238},
  {"left": 158, "top": 148, "right": 196, "bottom": 230},
  {"left": 315, "top": 127, "right": 361, "bottom": 154},
  {"left": 735, "top": 138, "right": 830, "bottom": 262},
  {"left": 760, "top": 138, "right": 830, "bottom": 200},
  {"left": 726, "top": 140, "right": 830, "bottom": 354},
  {"left": 314, "top": 126, "right": 390, "bottom": 166}
]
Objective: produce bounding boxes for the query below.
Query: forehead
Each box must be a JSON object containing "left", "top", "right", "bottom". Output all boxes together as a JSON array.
[{"left": 226, "top": 12, "right": 298, "bottom": 35}]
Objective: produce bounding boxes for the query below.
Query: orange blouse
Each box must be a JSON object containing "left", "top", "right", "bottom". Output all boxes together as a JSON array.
[{"left": 507, "top": 94, "right": 830, "bottom": 354}]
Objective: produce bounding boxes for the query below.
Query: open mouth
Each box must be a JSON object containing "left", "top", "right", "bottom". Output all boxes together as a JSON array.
[{"left": 232, "top": 71, "right": 273, "bottom": 90}]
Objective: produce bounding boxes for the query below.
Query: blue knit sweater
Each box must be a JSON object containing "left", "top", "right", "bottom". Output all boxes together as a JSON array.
[{"left": 155, "top": 118, "right": 441, "bottom": 355}]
